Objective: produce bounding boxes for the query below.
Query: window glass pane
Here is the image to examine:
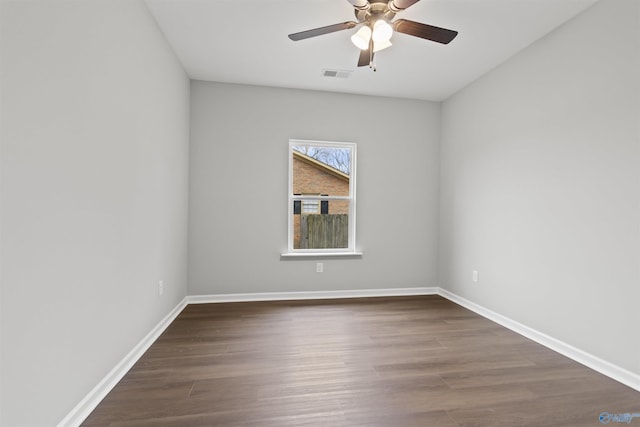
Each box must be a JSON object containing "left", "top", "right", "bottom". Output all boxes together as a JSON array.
[
  {"left": 288, "top": 140, "right": 356, "bottom": 253},
  {"left": 292, "top": 145, "right": 351, "bottom": 197},
  {"left": 291, "top": 205, "right": 350, "bottom": 249}
]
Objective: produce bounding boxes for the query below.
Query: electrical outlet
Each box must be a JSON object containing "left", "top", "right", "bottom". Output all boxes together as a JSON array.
[
  {"left": 316, "top": 262, "right": 323, "bottom": 273},
  {"left": 158, "top": 280, "right": 164, "bottom": 296},
  {"left": 472, "top": 271, "right": 479, "bottom": 283}
]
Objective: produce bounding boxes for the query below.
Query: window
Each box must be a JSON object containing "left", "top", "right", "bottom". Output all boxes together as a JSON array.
[
  {"left": 286, "top": 140, "right": 358, "bottom": 255},
  {"left": 302, "top": 199, "right": 320, "bottom": 214}
]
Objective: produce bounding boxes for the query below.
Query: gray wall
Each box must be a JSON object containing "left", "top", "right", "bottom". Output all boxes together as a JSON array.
[
  {"left": 0, "top": 1, "right": 190, "bottom": 425},
  {"left": 188, "top": 82, "right": 441, "bottom": 295},
  {"left": 2, "top": 0, "right": 637, "bottom": 424},
  {"left": 439, "top": 0, "right": 640, "bottom": 374}
]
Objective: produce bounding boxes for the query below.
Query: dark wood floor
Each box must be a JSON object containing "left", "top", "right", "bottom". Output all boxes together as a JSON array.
[{"left": 82, "top": 296, "right": 639, "bottom": 426}]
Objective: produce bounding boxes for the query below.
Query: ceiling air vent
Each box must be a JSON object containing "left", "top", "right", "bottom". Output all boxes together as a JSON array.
[{"left": 322, "top": 69, "right": 352, "bottom": 79}]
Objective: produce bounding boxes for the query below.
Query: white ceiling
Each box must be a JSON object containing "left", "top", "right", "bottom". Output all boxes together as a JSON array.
[{"left": 145, "top": 0, "right": 598, "bottom": 101}]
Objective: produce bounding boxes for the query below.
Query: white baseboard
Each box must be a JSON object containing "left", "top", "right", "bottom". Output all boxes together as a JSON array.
[
  {"left": 60, "top": 286, "right": 639, "bottom": 427},
  {"left": 438, "top": 288, "right": 640, "bottom": 392},
  {"left": 57, "top": 298, "right": 188, "bottom": 427},
  {"left": 186, "top": 287, "right": 439, "bottom": 304}
]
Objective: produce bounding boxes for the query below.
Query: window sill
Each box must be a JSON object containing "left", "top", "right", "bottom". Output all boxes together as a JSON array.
[{"left": 280, "top": 251, "right": 363, "bottom": 259}]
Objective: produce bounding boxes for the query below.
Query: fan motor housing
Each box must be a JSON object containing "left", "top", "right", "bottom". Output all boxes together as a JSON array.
[{"left": 355, "top": 0, "right": 396, "bottom": 24}]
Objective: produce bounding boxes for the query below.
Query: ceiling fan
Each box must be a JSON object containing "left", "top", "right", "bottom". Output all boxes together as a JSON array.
[{"left": 288, "top": 0, "right": 458, "bottom": 70}]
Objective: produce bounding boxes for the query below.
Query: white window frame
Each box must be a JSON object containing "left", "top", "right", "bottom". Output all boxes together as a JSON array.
[{"left": 283, "top": 139, "right": 361, "bottom": 257}]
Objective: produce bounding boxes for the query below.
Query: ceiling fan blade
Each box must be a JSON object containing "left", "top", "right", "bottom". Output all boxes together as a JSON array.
[
  {"left": 288, "top": 21, "right": 357, "bottom": 41},
  {"left": 357, "top": 38, "right": 374, "bottom": 67},
  {"left": 393, "top": 19, "right": 458, "bottom": 44},
  {"left": 388, "top": 0, "right": 420, "bottom": 12},
  {"left": 357, "top": 48, "right": 371, "bottom": 67}
]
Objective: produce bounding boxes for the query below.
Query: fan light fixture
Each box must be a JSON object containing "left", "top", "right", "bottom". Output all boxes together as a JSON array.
[
  {"left": 351, "top": 20, "right": 393, "bottom": 53},
  {"left": 372, "top": 19, "right": 392, "bottom": 42},
  {"left": 373, "top": 39, "right": 392, "bottom": 52},
  {"left": 350, "top": 26, "right": 371, "bottom": 50}
]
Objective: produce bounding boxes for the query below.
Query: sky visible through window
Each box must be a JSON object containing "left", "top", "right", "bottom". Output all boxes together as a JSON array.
[{"left": 292, "top": 145, "right": 351, "bottom": 175}]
